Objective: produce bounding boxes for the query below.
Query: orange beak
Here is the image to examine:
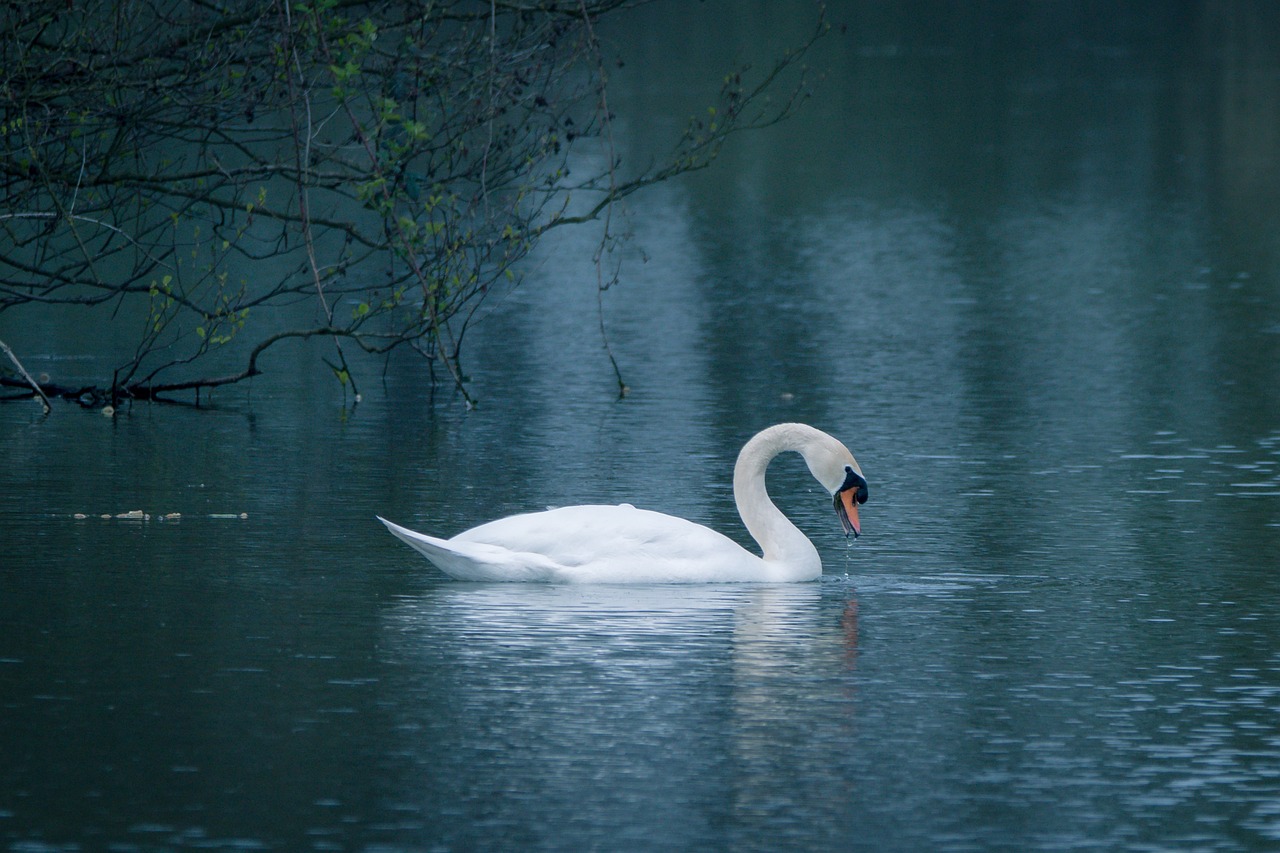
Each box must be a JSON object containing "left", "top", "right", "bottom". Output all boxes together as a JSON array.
[{"left": 838, "top": 488, "right": 861, "bottom": 538}]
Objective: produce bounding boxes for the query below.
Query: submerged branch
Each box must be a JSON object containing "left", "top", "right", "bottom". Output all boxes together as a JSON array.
[{"left": 0, "top": 338, "right": 51, "bottom": 414}]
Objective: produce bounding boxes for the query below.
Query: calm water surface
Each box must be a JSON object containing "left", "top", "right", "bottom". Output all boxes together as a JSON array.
[{"left": 4, "top": 2, "right": 1280, "bottom": 851}]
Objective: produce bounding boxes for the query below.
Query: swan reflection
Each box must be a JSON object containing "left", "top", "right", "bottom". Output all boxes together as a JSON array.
[{"left": 380, "top": 581, "right": 859, "bottom": 843}]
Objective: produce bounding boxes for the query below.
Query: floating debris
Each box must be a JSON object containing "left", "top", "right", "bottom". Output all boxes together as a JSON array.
[{"left": 72, "top": 510, "right": 246, "bottom": 521}]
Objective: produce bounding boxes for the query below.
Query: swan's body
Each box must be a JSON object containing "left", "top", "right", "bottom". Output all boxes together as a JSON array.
[{"left": 379, "top": 423, "right": 868, "bottom": 584}]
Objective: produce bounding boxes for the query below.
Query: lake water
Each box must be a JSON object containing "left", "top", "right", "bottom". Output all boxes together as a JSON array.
[{"left": 4, "top": 2, "right": 1280, "bottom": 850}]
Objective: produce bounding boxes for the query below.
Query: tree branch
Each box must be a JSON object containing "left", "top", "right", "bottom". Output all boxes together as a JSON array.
[{"left": 0, "top": 338, "right": 51, "bottom": 414}]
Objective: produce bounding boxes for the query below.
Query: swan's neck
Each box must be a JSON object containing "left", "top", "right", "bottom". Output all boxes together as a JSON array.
[{"left": 732, "top": 424, "right": 822, "bottom": 575}]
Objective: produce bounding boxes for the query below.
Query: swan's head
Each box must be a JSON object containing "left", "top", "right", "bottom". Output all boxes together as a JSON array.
[
  {"left": 800, "top": 432, "right": 868, "bottom": 538},
  {"left": 833, "top": 464, "right": 869, "bottom": 538}
]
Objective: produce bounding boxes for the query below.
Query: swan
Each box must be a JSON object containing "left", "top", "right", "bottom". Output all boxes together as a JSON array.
[{"left": 378, "top": 422, "right": 868, "bottom": 583}]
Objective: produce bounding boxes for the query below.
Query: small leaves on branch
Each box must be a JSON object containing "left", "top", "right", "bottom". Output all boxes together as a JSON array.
[{"left": 0, "top": 0, "right": 829, "bottom": 409}]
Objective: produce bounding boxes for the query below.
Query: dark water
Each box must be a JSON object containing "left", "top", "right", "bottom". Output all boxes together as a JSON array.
[{"left": 4, "top": 2, "right": 1280, "bottom": 850}]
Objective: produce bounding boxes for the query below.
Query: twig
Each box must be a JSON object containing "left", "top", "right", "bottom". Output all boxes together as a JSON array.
[
  {"left": 281, "top": 0, "right": 360, "bottom": 403},
  {"left": 0, "top": 338, "right": 52, "bottom": 414},
  {"left": 578, "top": 0, "right": 629, "bottom": 398}
]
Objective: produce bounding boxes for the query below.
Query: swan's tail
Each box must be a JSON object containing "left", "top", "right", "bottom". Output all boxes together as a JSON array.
[
  {"left": 377, "top": 516, "right": 467, "bottom": 575},
  {"left": 377, "top": 516, "right": 556, "bottom": 581}
]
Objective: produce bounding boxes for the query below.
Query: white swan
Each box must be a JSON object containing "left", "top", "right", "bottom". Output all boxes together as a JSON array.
[{"left": 378, "top": 423, "right": 868, "bottom": 583}]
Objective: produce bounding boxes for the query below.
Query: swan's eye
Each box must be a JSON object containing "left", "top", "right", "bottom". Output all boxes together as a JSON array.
[{"left": 840, "top": 466, "right": 868, "bottom": 504}]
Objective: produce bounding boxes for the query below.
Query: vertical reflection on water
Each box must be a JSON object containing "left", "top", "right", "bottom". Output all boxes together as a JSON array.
[
  {"left": 381, "top": 583, "right": 861, "bottom": 849},
  {"left": 725, "top": 584, "right": 859, "bottom": 848}
]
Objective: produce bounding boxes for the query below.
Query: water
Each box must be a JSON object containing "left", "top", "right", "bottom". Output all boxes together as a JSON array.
[{"left": 4, "top": 1, "right": 1280, "bottom": 850}]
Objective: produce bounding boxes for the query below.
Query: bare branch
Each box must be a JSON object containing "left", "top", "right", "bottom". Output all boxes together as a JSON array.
[
  {"left": 0, "top": 338, "right": 51, "bottom": 414},
  {"left": 0, "top": 0, "right": 828, "bottom": 407}
]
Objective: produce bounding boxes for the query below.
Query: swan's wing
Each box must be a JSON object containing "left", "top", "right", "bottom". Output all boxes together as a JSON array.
[{"left": 452, "top": 505, "right": 763, "bottom": 583}]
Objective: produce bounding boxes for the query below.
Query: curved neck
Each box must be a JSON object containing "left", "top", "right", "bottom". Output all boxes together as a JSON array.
[{"left": 732, "top": 424, "right": 822, "bottom": 573}]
